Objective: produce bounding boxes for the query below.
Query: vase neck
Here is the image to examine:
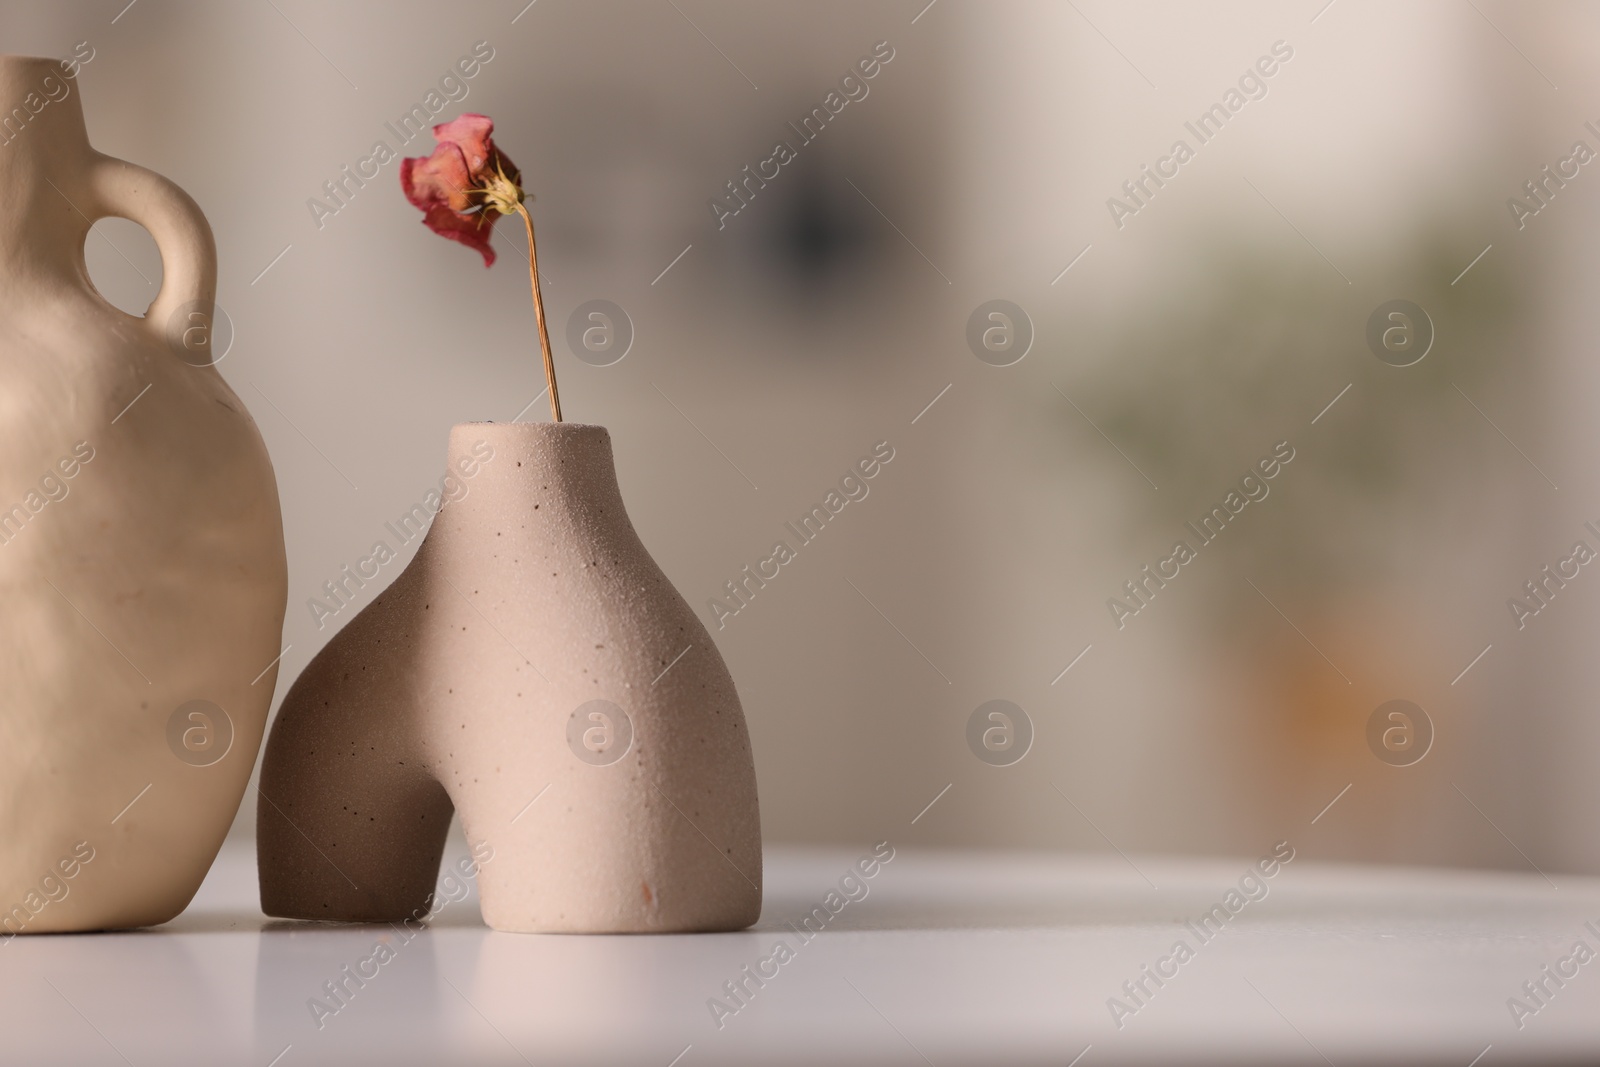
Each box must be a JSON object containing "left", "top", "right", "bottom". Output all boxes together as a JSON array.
[
  {"left": 0, "top": 56, "right": 98, "bottom": 281},
  {"left": 436, "top": 423, "right": 626, "bottom": 542}
]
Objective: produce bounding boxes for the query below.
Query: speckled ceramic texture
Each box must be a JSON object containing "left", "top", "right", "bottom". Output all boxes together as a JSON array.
[{"left": 258, "top": 423, "right": 762, "bottom": 933}]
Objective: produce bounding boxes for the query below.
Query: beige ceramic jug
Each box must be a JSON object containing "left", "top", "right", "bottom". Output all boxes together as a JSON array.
[{"left": 0, "top": 54, "right": 287, "bottom": 933}]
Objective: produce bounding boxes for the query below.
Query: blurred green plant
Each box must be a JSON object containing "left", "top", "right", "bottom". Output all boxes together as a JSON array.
[{"left": 1055, "top": 225, "right": 1531, "bottom": 608}]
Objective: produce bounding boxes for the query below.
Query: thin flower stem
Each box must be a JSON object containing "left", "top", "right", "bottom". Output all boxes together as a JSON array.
[{"left": 515, "top": 202, "right": 561, "bottom": 422}]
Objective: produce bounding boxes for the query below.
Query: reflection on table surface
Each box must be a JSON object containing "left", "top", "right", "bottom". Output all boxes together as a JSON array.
[{"left": 3, "top": 839, "right": 1599, "bottom": 1066}]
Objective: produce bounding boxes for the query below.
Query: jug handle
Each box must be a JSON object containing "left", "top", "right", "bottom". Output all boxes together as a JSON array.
[{"left": 88, "top": 153, "right": 218, "bottom": 355}]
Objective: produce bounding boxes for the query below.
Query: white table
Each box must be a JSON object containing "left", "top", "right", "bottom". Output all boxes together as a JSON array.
[{"left": 3, "top": 839, "right": 1597, "bottom": 1065}]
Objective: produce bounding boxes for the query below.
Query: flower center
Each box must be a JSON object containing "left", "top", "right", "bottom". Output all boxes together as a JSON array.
[{"left": 478, "top": 162, "right": 525, "bottom": 217}]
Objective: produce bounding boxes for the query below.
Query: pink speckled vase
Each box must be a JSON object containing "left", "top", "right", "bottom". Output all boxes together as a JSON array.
[{"left": 257, "top": 423, "right": 761, "bottom": 933}]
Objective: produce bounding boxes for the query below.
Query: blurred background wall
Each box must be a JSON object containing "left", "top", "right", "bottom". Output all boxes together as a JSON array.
[{"left": 7, "top": 0, "right": 1600, "bottom": 875}]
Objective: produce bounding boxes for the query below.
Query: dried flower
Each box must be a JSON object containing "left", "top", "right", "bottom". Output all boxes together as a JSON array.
[{"left": 401, "top": 114, "right": 561, "bottom": 420}]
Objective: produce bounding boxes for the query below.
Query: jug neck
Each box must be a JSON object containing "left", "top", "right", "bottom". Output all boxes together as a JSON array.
[{"left": 0, "top": 55, "right": 98, "bottom": 278}]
